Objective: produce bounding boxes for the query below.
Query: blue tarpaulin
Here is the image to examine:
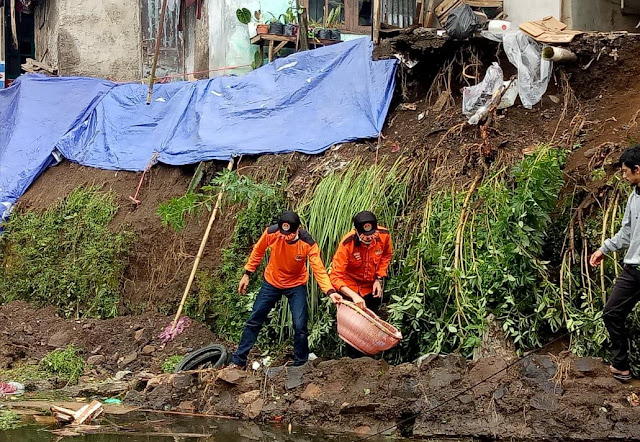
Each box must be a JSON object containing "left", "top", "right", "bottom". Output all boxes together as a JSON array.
[{"left": 0, "top": 38, "right": 397, "bottom": 220}]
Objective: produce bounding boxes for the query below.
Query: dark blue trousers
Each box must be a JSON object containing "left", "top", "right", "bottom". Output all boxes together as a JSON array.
[{"left": 231, "top": 280, "right": 309, "bottom": 367}]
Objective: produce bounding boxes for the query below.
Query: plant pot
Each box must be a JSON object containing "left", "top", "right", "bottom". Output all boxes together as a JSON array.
[
  {"left": 269, "top": 22, "right": 284, "bottom": 35},
  {"left": 257, "top": 24, "right": 269, "bottom": 35},
  {"left": 315, "top": 28, "right": 331, "bottom": 40},
  {"left": 283, "top": 23, "right": 296, "bottom": 36},
  {"left": 330, "top": 29, "right": 341, "bottom": 41}
]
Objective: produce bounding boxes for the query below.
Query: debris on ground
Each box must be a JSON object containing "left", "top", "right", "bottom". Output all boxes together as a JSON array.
[{"left": 51, "top": 400, "right": 104, "bottom": 426}]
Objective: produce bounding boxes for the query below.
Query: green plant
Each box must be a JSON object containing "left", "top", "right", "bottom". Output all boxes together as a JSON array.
[
  {"left": 161, "top": 170, "right": 286, "bottom": 343},
  {"left": 325, "top": 4, "right": 343, "bottom": 28},
  {"left": 386, "top": 146, "right": 567, "bottom": 362},
  {"left": 40, "top": 345, "right": 85, "bottom": 384},
  {"left": 296, "top": 160, "right": 410, "bottom": 355},
  {"left": 0, "top": 187, "right": 135, "bottom": 319},
  {"left": 0, "top": 410, "right": 21, "bottom": 431},
  {"left": 236, "top": 7, "right": 252, "bottom": 24},
  {"left": 0, "top": 364, "right": 48, "bottom": 383},
  {"left": 157, "top": 169, "right": 276, "bottom": 232},
  {"left": 162, "top": 355, "right": 184, "bottom": 373}
]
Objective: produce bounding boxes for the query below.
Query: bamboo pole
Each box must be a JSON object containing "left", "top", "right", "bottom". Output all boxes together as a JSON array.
[
  {"left": 172, "top": 158, "right": 235, "bottom": 329},
  {"left": 372, "top": 0, "right": 381, "bottom": 44},
  {"left": 146, "top": 0, "right": 170, "bottom": 105}
]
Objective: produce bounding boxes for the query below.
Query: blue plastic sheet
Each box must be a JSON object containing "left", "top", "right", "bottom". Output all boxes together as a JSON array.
[{"left": 0, "top": 38, "right": 397, "bottom": 220}]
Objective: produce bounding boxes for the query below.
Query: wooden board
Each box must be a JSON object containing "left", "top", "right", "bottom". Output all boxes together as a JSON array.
[
  {"left": 435, "top": 0, "right": 459, "bottom": 16},
  {"left": 464, "top": 0, "right": 502, "bottom": 6}
]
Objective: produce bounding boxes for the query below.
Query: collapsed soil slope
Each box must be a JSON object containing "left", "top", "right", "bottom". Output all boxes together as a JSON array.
[
  {"left": 132, "top": 352, "right": 640, "bottom": 440},
  {"left": 16, "top": 34, "right": 640, "bottom": 317}
]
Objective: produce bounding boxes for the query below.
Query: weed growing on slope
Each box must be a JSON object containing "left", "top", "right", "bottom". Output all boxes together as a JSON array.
[
  {"left": 0, "top": 187, "right": 135, "bottom": 318},
  {"left": 40, "top": 345, "right": 85, "bottom": 384},
  {"left": 0, "top": 410, "right": 21, "bottom": 430},
  {"left": 161, "top": 355, "right": 184, "bottom": 373}
]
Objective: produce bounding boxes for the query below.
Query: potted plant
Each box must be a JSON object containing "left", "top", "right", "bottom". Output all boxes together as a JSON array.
[
  {"left": 282, "top": 6, "right": 299, "bottom": 37},
  {"left": 326, "top": 5, "right": 343, "bottom": 41},
  {"left": 236, "top": 8, "right": 269, "bottom": 36},
  {"left": 265, "top": 12, "right": 284, "bottom": 35}
]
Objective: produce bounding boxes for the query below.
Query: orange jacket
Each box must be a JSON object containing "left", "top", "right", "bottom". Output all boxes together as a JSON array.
[
  {"left": 244, "top": 225, "right": 336, "bottom": 294},
  {"left": 330, "top": 227, "right": 393, "bottom": 296}
]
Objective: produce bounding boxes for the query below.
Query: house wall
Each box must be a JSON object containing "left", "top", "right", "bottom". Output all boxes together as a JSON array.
[
  {"left": 504, "top": 0, "right": 638, "bottom": 31},
  {"left": 35, "top": 0, "right": 142, "bottom": 81},
  {"left": 568, "top": 0, "right": 639, "bottom": 31},
  {"left": 209, "top": 0, "right": 292, "bottom": 77},
  {"left": 503, "top": 0, "right": 561, "bottom": 26}
]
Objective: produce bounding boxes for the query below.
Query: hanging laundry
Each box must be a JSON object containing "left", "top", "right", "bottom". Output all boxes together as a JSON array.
[{"left": 178, "top": 0, "right": 202, "bottom": 31}]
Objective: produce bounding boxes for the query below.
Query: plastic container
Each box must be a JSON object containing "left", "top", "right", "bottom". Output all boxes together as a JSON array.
[
  {"left": 487, "top": 20, "right": 511, "bottom": 33},
  {"left": 269, "top": 22, "right": 284, "bottom": 35},
  {"left": 336, "top": 300, "right": 402, "bottom": 355}
]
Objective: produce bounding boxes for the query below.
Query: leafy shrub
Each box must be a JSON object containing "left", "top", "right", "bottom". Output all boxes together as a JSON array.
[
  {"left": 161, "top": 355, "right": 184, "bottom": 373},
  {"left": 0, "top": 187, "right": 135, "bottom": 318},
  {"left": 40, "top": 345, "right": 85, "bottom": 384}
]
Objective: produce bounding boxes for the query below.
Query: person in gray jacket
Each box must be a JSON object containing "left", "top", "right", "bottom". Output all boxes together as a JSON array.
[{"left": 591, "top": 145, "right": 640, "bottom": 381}]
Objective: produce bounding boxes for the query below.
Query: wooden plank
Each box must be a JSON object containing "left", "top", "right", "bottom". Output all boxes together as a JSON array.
[
  {"left": 273, "top": 40, "right": 288, "bottom": 55},
  {"left": 425, "top": 0, "right": 436, "bottom": 27},
  {"left": 437, "top": 0, "right": 462, "bottom": 20},
  {"left": 268, "top": 40, "right": 275, "bottom": 62},
  {"left": 464, "top": 0, "right": 502, "bottom": 6},
  {"left": 6, "top": 400, "right": 138, "bottom": 416},
  {"left": 73, "top": 400, "right": 103, "bottom": 426},
  {"left": 373, "top": 0, "right": 381, "bottom": 43},
  {"left": 436, "top": 0, "right": 457, "bottom": 15}
]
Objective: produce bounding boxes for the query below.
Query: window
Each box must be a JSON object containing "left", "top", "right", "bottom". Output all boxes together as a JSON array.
[{"left": 303, "top": 0, "right": 370, "bottom": 33}]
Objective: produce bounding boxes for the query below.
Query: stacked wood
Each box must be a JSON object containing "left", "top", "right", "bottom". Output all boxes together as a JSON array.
[
  {"left": 51, "top": 400, "right": 104, "bottom": 426},
  {"left": 415, "top": 0, "right": 503, "bottom": 28},
  {"left": 21, "top": 58, "right": 58, "bottom": 76}
]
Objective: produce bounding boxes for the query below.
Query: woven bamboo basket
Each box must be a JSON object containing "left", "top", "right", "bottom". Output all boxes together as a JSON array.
[{"left": 336, "top": 300, "right": 402, "bottom": 355}]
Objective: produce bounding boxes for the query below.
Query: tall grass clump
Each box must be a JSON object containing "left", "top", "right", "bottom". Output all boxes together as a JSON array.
[
  {"left": 387, "top": 146, "right": 566, "bottom": 362},
  {"left": 159, "top": 169, "right": 287, "bottom": 341},
  {"left": 0, "top": 187, "right": 134, "bottom": 318},
  {"left": 293, "top": 160, "right": 410, "bottom": 355}
]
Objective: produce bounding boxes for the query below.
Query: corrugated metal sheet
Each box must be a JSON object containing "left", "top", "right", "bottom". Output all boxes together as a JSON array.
[{"left": 382, "top": 0, "right": 415, "bottom": 28}]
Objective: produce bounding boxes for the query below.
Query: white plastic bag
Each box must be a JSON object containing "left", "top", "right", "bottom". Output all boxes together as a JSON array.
[
  {"left": 503, "top": 31, "right": 552, "bottom": 109},
  {"left": 462, "top": 62, "right": 504, "bottom": 116}
]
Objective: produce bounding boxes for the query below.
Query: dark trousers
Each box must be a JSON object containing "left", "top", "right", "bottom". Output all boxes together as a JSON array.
[
  {"left": 345, "top": 294, "right": 382, "bottom": 358},
  {"left": 231, "top": 280, "right": 309, "bottom": 367},
  {"left": 604, "top": 264, "right": 640, "bottom": 372}
]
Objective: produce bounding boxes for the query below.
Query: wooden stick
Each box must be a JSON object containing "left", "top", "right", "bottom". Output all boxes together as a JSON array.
[
  {"left": 138, "top": 409, "right": 239, "bottom": 419},
  {"left": 373, "top": 0, "right": 381, "bottom": 44},
  {"left": 424, "top": 0, "right": 436, "bottom": 28},
  {"left": 10, "top": 0, "right": 18, "bottom": 49},
  {"left": 172, "top": 158, "right": 235, "bottom": 329},
  {"left": 146, "top": 0, "right": 170, "bottom": 105},
  {"left": 296, "top": 0, "right": 309, "bottom": 51}
]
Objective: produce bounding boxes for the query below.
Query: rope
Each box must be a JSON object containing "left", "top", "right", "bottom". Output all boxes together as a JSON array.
[
  {"left": 145, "top": 64, "right": 253, "bottom": 83},
  {"left": 362, "top": 260, "right": 640, "bottom": 440}
]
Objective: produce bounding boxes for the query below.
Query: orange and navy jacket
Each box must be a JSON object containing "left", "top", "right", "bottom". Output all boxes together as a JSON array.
[
  {"left": 330, "top": 227, "right": 393, "bottom": 296},
  {"left": 244, "top": 225, "right": 336, "bottom": 295}
]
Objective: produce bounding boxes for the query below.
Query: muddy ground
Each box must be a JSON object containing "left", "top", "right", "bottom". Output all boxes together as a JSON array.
[{"left": 3, "top": 301, "right": 640, "bottom": 440}]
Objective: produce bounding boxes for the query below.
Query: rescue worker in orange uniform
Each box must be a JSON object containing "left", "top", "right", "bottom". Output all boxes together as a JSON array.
[
  {"left": 330, "top": 211, "right": 393, "bottom": 313},
  {"left": 229, "top": 211, "right": 341, "bottom": 369}
]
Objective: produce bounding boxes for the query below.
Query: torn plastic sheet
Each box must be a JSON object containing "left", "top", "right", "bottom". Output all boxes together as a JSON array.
[
  {"left": 479, "top": 31, "right": 552, "bottom": 109},
  {"left": 462, "top": 62, "right": 504, "bottom": 116},
  {"left": 502, "top": 31, "right": 552, "bottom": 109}
]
